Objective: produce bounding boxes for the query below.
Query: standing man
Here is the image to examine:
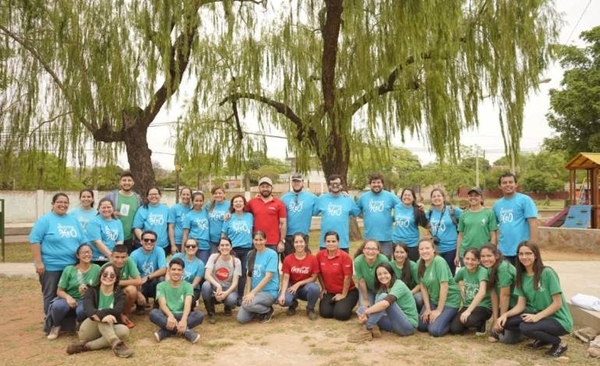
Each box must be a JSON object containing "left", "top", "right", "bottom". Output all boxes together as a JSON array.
[
  {"left": 313, "top": 174, "right": 361, "bottom": 252},
  {"left": 357, "top": 173, "right": 401, "bottom": 258},
  {"left": 492, "top": 173, "right": 539, "bottom": 265},
  {"left": 281, "top": 173, "right": 318, "bottom": 256},
  {"left": 247, "top": 177, "right": 287, "bottom": 254},
  {"left": 104, "top": 171, "right": 143, "bottom": 253}
]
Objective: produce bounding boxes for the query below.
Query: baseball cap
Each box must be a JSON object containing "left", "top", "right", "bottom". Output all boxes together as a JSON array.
[
  {"left": 258, "top": 177, "right": 273, "bottom": 186},
  {"left": 468, "top": 187, "right": 483, "bottom": 195},
  {"left": 291, "top": 173, "right": 303, "bottom": 181}
]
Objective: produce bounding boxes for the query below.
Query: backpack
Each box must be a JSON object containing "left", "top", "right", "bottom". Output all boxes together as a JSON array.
[{"left": 427, "top": 204, "right": 459, "bottom": 228}]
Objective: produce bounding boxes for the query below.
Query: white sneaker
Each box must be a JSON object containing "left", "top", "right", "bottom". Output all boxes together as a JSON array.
[{"left": 47, "top": 326, "right": 61, "bottom": 340}]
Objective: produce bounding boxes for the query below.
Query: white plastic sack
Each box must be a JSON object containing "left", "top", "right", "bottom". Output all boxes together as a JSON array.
[{"left": 571, "top": 293, "right": 600, "bottom": 312}]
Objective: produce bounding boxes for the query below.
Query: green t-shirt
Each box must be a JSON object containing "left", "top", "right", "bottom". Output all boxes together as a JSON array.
[
  {"left": 117, "top": 193, "right": 139, "bottom": 240},
  {"left": 390, "top": 260, "right": 418, "bottom": 289},
  {"left": 454, "top": 266, "right": 491, "bottom": 309},
  {"left": 99, "top": 291, "right": 115, "bottom": 310},
  {"left": 380, "top": 280, "right": 419, "bottom": 327},
  {"left": 490, "top": 260, "right": 518, "bottom": 310},
  {"left": 457, "top": 209, "right": 498, "bottom": 257},
  {"left": 107, "top": 258, "right": 140, "bottom": 281},
  {"left": 354, "top": 254, "right": 389, "bottom": 291},
  {"left": 156, "top": 280, "right": 194, "bottom": 313},
  {"left": 58, "top": 264, "right": 101, "bottom": 300},
  {"left": 514, "top": 267, "right": 573, "bottom": 332},
  {"left": 419, "top": 256, "right": 461, "bottom": 308}
]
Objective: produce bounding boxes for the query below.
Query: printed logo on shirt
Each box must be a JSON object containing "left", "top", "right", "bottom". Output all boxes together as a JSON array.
[
  {"left": 394, "top": 215, "right": 411, "bottom": 228},
  {"left": 327, "top": 203, "right": 342, "bottom": 216},
  {"left": 290, "top": 266, "right": 311, "bottom": 275},
  {"left": 215, "top": 267, "right": 231, "bottom": 281},
  {"left": 194, "top": 218, "right": 209, "bottom": 230},
  {"left": 498, "top": 208, "right": 514, "bottom": 224},
  {"left": 57, "top": 224, "right": 78, "bottom": 238},
  {"left": 209, "top": 211, "right": 225, "bottom": 221},
  {"left": 253, "top": 264, "right": 264, "bottom": 278},
  {"left": 368, "top": 200, "right": 384, "bottom": 213},
  {"left": 148, "top": 213, "right": 165, "bottom": 225},
  {"left": 430, "top": 219, "right": 446, "bottom": 232},
  {"left": 288, "top": 200, "right": 304, "bottom": 213},
  {"left": 103, "top": 225, "right": 120, "bottom": 241},
  {"left": 142, "top": 262, "right": 155, "bottom": 277},
  {"left": 231, "top": 220, "right": 250, "bottom": 234},
  {"left": 480, "top": 218, "right": 487, "bottom": 226}
]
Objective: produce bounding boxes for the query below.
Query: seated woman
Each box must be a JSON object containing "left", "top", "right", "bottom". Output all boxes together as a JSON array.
[
  {"left": 391, "top": 243, "right": 422, "bottom": 311},
  {"left": 237, "top": 230, "right": 280, "bottom": 324},
  {"left": 348, "top": 262, "right": 418, "bottom": 342},
  {"left": 46, "top": 244, "right": 101, "bottom": 340},
  {"left": 278, "top": 233, "right": 320, "bottom": 320},
  {"left": 417, "top": 238, "right": 461, "bottom": 337},
  {"left": 66, "top": 264, "right": 133, "bottom": 358},
  {"left": 317, "top": 231, "right": 359, "bottom": 321},
  {"left": 171, "top": 238, "right": 205, "bottom": 309},
  {"left": 449, "top": 248, "right": 492, "bottom": 335},
  {"left": 353, "top": 239, "right": 389, "bottom": 309},
  {"left": 495, "top": 241, "right": 573, "bottom": 358},
  {"left": 202, "top": 237, "right": 242, "bottom": 324}
]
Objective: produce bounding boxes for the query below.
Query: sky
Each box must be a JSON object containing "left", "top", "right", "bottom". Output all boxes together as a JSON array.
[{"left": 131, "top": 0, "right": 600, "bottom": 170}]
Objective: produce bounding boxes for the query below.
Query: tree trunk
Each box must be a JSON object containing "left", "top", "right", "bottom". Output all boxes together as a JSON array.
[{"left": 122, "top": 126, "right": 155, "bottom": 196}]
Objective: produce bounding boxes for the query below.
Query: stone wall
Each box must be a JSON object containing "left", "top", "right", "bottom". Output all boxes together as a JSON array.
[{"left": 540, "top": 227, "right": 600, "bottom": 253}]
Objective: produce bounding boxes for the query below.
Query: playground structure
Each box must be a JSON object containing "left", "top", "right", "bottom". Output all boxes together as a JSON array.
[{"left": 564, "top": 152, "right": 600, "bottom": 229}]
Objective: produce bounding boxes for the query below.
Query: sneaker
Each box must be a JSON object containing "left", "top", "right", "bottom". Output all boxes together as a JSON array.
[
  {"left": 286, "top": 307, "right": 297, "bottom": 316},
  {"left": 527, "top": 339, "right": 551, "bottom": 349},
  {"left": 475, "top": 324, "right": 487, "bottom": 336},
  {"left": 488, "top": 330, "right": 499, "bottom": 343},
  {"left": 347, "top": 327, "right": 373, "bottom": 343},
  {"left": 184, "top": 329, "right": 201, "bottom": 344},
  {"left": 307, "top": 309, "right": 318, "bottom": 321},
  {"left": 260, "top": 307, "right": 274, "bottom": 324},
  {"left": 224, "top": 305, "right": 233, "bottom": 316},
  {"left": 47, "top": 325, "right": 61, "bottom": 340},
  {"left": 112, "top": 340, "right": 133, "bottom": 358},
  {"left": 66, "top": 341, "right": 88, "bottom": 355},
  {"left": 546, "top": 343, "right": 568, "bottom": 358},
  {"left": 154, "top": 329, "right": 170, "bottom": 343},
  {"left": 208, "top": 314, "right": 217, "bottom": 324},
  {"left": 135, "top": 304, "right": 145, "bottom": 316},
  {"left": 371, "top": 325, "right": 382, "bottom": 338}
]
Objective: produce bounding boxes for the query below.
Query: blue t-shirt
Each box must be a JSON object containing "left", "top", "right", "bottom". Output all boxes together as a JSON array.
[
  {"left": 222, "top": 212, "right": 253, "bottom": 249},
  {"left": 167, "top": 203, "right": 192, "bottom": 246},
  {"left": 392, "top": 204, "right": 421, "bottom": 247},
  {"left": 314, "top": 193, "right": 360, "bottom": 249},
  {"left": 207, "top": 201, "right": 231, "bottom": 243},
  {"left": 357, "top": 190, "right": 401, "bottom": 242},
  {"left": 68, "top": 207, "right": 98, "bottom": 233},
  {"left": 133, "top": 203, "right": 170, "bottom": 248},
  {"left": 183, "top": 209, "right": 210, "bottom": 250},
  {"left": 493, "top": 193, "right": 538, "bottom": 256},
  {"left": 29, "top": 212, "right": 87, "bottom": 271},
  {"left": 250, "top": 249, "right": 280, "bottom": 298},
  {"left": 172, "top": 253, "right": 205, "bottom": 287},
  {"left": 428, "top": 205, "right": 462, "bottom": 253},
  {"left": 86, "top": 215, "right": 124, "bottom": 261},
  {"left": 130, "top": 246, "right": 167, "bottom": 277},
  {"left": 281, "top": 190, "right": 318, "bottom": 235}
]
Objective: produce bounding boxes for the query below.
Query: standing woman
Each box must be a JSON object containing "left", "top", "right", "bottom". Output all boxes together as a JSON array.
[
  {"left": 237, "top": 230, "right": 280, "bottom": 324},
  {"left": 221, "top": 194, "right": 253, "bottom": 302},
  {"left": 66, "top": 264, "right": 133, "bottom": 358},
  {"left": 455, "top": 187, "right": 498, "bottom": 267},
  {"left": 449, "top": 248, "right": 491, "bottom": 335},
  {"left": 46, "top": 244, "right": 101, "bottom": 339},
  {"left": 168, "top": 187, "right": 192, "bottom": 254},
  {"left": 182, "top": 191, "right": 211, "bottom": 264},
  {"left": 207, "top": 186, "right": 230, "bottom": 254},
  {"left": 392, "top": 188, "right": 429, "bottom": 262},
  {"left": 69, "top": 189, "right": 97, "bottom": 233},
  {"left": 30, "top": 193, "right": 88, "bottom": 328},
  {"left": 495, "top": 242, "right": 573, "bottom": 358},
  {"left": 316, "top": 231, "right": 359, "bottom": 321},
  {"left": 417, "top": 238, "right": 461, "bottom": 337},
  {"left": 428, "top": 188, "right": 462, "bottom": 274},
  {"left": 87, "top": 198, "right": 124, "bottom": 266},
  {"left": 353, "top": 239, "right": 389, "bottom": 309},
  {"left": 278, "top": 233, "right": 320, "bottom": 320},
  {"left": 133, "top": 187, "right": 171, "bottom": 254},
  {"left": 390, "top": 243, "right": 422, "bottom": 310},
  {"left": 202, "top": 237, "right": 242, "bottom": 324}
]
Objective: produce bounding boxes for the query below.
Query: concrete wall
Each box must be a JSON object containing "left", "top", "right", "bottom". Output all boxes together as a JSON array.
[{"left": 540, "top": 227, "right": 600, "bottom": 253}]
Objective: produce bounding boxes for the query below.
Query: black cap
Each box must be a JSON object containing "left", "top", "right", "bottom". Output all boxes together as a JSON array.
[
  {"left": 468, "top": 187, "right": 483, "bottom": 195},
  {"left": 291, "top": 173, "right": 303, "bottom": 181}
]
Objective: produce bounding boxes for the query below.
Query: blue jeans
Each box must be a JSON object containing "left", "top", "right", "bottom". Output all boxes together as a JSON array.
[
  {"left": 358, "top": 289, "right": 376, "bottom": 306},
  {"left": 232, "top": 247, "right": 252, "bottom": 301},
  {"left": 439, "top": 249, "right": 457, "bottom": 275},
  {"left": 39, "top": 270, "right": 63, "bottom": 316},
  {"left": 209, "top": 241, "right": 219, "bottom": 254},
  {"left": 359, "top": 293, "right": 415, "bottom": 336},
  {"left": 417, "top": 301, "right": 458, "bottom": 337},
  {"left": 48, "top": 297, "right": 86, "bottom": 325},
  {"left": 200, "top": 281, "right": 238, "bottom": 307},
  {"left": 148, "top": 308, "right": 204, "bottom": 335},
  {"left": 281, "top": 282, "right": 320, "bottom": 311},
  {"left": 413, "top": 292, "right": 424, "bottom": 313},
  {"left": 195, "top": 249, "right": 211, "bottom": 265},
  {"left": 379, "top": 241, "right": 393, "bottom": 259},
  {"left": 237, "top": 292, "right": 276, "bottom": 324}
]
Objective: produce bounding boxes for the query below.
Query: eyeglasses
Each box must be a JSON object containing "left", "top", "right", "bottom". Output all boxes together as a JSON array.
[
  {"left": 142, "top": 238, "right": 156, "bottom": 243},
  {"left": 102, "top": 272, "right": 116, "bottom": 279},
  {"left": 364, "top": 247, "right": 379, "bottom": 251},
  {"left": 185, "top": 245, "right": 197, "bottom": 249}
]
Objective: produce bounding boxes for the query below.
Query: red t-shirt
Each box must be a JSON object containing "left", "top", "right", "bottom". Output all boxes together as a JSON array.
[
  {"left": 282, "top": 253, "right": 320, "bottom": 284},
  {"left": 247, "top": 196, "right": 286, "bottom": 245},
  {"left": 316, "top": 249, "right": 355, "bottom": 294}
]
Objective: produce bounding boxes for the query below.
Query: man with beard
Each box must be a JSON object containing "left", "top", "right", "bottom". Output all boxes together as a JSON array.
[
  {"left": 104, "top": 171, "right": 143, "bottom": 253},
  {"left": 280, "top": 173, "right": 318, "bottom": 256},
  {"left": 357, "top": 173, "right": 400, "bottom": 259},
  {"left": 247, "top": 177, "right": 287, "bottom": 253}
]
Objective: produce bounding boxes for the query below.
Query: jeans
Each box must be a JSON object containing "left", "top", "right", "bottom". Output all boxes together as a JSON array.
[
  {"left": 201, "top": 281, "right": 238, "bottom": 308},
  {"left": 319, "top": 289, "right": 359, "bottom": 321},
  {"left": 149, "top": 308, "right": 204, "bottom": 335},
  {"left": 503, "top": 314, "right": 568, "bottom": 346},
  {"left": 48, "top": 297, "right": 86, "bottom": 326},
  {"left": 413, "top": 292, "right": 424, "bottom": 313},
  {"left": 417, "top": 301, "right": 458, "bottom": 337},
  {"left": 281, "top": 282, "right": 320, "bottom": 311},
  {"left": 359, "top": 293, "right": 415, "bottom": 336},
  {"left": 504, "top": 256, "right": 517, "bottom": 266},
  {"left": 78, "top": 318, "right": 130, "bottom": 350},
  {"left": 233, "top": 247, "right": 252, "bottom": 301},
  {"left": 449, "top": 306, "right": 492, "bottom": 334},
  {"left": 358, "top": 289, "right": 376, "bottom": 307},
  {"left": 439, "top": 249, "right": 457, "bottom": 275},
  {"left": 378, "top": 241, "right": 393, "bottom": 259},
  {"left": 209, "top": 241, "right": 219, "bottom": 254},
  {"left": 237, "top": 292, "right": 276, "bottom": 324},
  {"left": 196, "top": 249, "right": 211, "bottom": 265},
  {"left": 39, "top": 270, "right": 63, "bottom": 316}
]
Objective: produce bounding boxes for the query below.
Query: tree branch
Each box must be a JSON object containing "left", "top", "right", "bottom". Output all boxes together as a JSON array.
[
  {"left": 321, "top": 0, "right": 343, "bottom": 116},
  {"left": 219, "top": 92, "right": 304, "bottom": 127}
]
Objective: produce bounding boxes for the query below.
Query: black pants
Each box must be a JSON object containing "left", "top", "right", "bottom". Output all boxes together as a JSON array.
[
  {"left": 504, "top": 314, "right": 568, "bottom": 346},
  {"left": 319, "top": 289, "right": 359, "bottom": 321},
  {"left": 449, "top": 306, "right": 492, "bottom": 334},
  {"left": 407, "top": 246, "right": 420, "bottom": 262}
]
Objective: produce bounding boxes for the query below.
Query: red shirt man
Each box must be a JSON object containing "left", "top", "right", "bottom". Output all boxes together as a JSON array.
[{"left": 247, "top": 177, "right": 287, "bottom": 252}]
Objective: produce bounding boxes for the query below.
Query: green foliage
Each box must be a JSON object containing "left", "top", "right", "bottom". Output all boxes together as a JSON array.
[{"left": 0, "top": 151, "right": 82, "bottom": 190}]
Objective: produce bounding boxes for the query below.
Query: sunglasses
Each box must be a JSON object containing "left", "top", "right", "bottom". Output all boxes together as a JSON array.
[
  {"left": 185, "top": 245, "right": 197, "bottom": 249},
  {"left": 102, "top": 272, "right": 116, "bottom": 279},
  {"left": 142, "top": 238, "right": 156, "bottom": 243}
]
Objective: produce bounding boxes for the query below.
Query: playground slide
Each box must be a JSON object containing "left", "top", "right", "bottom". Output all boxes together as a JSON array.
[{"left": 545, "top": 207, "right": 569, "bottom": 227}]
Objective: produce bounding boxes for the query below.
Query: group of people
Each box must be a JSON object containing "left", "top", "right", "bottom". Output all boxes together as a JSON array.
[{"left": 29, "top": 171, "right": 573, "bottom": 359}]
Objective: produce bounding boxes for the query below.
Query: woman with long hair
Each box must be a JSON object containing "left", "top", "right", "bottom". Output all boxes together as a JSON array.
[
  {"left": 87, "top": 198, "right": 124, "bottom": 266},
  {"left": 181, "top": 191, "right": 211, "bottom": 264},
  {"left": 391, "top": 243, "right": 422, "bottom": 311},
  {"left": 133, "top": 187, "right": 171, "bottom": 254},
  {"left": 427, "top": 188, "right": 462, "bottom": 274},
  {"left": 69, "top": 188, "right": 97, "bottom": 233},
  {"left": 170, "top": 238, "right": 205, "bottom": 309},
  {"left": 353, "top": 239, "right": 389, "bottom": 309},
  {"left": 207, "top": 186, "right": 230, "bottom": 254},
  {"left": 392, "top": 188, "right": 429, "bottom": 261},
  {"left": 168, "top": 187, "right": 193, "bottom": 254}
]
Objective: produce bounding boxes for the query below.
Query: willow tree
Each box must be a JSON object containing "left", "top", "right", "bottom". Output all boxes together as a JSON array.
[
  {"left": 178, "top": 0, "right": 559, "bottom": 183},
  {"left": 0, "top": 0, "right": 262, "bottom": 192}
]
